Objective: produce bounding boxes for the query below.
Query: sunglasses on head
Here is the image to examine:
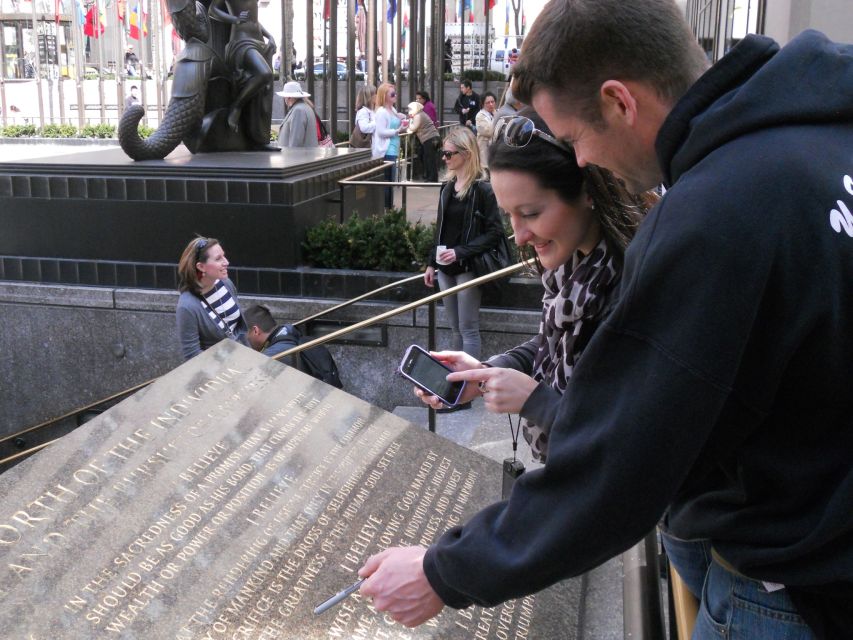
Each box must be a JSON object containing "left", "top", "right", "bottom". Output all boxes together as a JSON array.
[
  {"left": 195, "top": 238, "right": 208, "bottom": 261},
  {"left": 492, "top": 115, "right": 573, "bottom": 154},
  {"left": 441, "top": 150, "right": 461, "bottom": 159}
]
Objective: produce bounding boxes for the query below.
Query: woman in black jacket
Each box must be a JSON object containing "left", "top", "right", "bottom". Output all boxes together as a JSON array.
[{"left": 424, "top": 126, "right": 503, "bottom": 411}]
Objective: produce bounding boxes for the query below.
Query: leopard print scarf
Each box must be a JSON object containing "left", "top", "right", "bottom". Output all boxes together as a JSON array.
[{"left": 523, "top": 238, "right": 619, "bottom": 462}]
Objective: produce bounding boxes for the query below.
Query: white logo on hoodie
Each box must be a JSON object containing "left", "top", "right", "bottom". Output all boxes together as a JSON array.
[{"left": 829, "top": 174, "right": 853, "bottom": 237}]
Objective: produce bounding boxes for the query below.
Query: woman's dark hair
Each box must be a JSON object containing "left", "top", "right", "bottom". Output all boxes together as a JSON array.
[
  {"left": 177, "top": 236, "right": 219, "bottom": 293},
  {"left": 488, "top": 108, "right": 646, "bottom": 265},
  {"left": 415, "top": 90, "right": 431, "bottom": 102},
  {"left": 482, "top": 91, "right": 497, "bottom": 103}
]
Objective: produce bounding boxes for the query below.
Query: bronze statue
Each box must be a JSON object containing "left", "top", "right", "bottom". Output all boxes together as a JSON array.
[{"left": 118, "top": 0, "right": 276, "bottom": 160}]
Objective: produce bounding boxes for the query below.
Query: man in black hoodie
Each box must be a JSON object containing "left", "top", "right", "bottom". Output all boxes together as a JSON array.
[{"left": 358, "top": 1, "right": 853, "bottom": 637}]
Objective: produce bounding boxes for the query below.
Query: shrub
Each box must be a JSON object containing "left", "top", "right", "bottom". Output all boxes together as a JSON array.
[
  {"left": 137, "top": 123, "right": 155, "bottom": 139},
  {"left": 302, "top": 209, "right": 436, "bottom": 272},
  {"left": 0, "top": 124, "right": 38, "bottom": 137},
  {"left": 460, "top": 69, "right": 506, "bottom": 82},
  {"left": 40, "top": 123, "right": 78, "bottom": 138},
  {"left": 80, "top": 123, "right": 116, "bottom": 138}
]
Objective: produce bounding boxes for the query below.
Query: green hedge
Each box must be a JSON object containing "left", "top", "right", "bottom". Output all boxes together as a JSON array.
[
  {"left": 459, "top": 69, "right": 507, "bottom": 82},
  {"left": 0, "top": 123, "right": 152, "bottom": 139},
  {"left": 303, "top": 208, "right": 435, "bottom": 272}
]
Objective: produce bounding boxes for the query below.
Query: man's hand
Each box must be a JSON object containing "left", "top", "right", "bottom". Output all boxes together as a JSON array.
[{"left": 359, "top": 547, "right": 445, "bottom": 627}]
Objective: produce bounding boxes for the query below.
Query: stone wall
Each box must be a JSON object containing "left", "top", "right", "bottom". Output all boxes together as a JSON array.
[{"left": 0, "top": 281, "right": 539, "bottom": 446}]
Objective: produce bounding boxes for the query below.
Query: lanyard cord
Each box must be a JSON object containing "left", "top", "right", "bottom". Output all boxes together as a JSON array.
[{"left": 507, "top": 413, "right": 521, "bottom": 462}]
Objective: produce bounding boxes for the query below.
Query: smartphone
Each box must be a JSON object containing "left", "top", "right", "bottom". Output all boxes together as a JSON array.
[{"left": 398, "top": 345, "right": 467, "bottom": 407}]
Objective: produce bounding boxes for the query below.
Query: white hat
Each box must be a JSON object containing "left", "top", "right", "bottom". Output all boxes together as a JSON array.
[{"left": 276, "top": 81, "right": 311, "bottom": 98}]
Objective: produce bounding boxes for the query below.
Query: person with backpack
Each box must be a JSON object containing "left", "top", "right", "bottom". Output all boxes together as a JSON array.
[{"left": 243, "top": 304, "right": 343, "bottom": 388}]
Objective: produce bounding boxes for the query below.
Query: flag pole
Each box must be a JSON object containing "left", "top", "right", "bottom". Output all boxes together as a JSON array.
[
  {"left": 72, "top": 0, "right": 86, "bottom": 127},
  {"left": 152, "top": 0, "right": 163, "bottom": 122},
  {"left": 116, "top": 0, "right": 125, "bottom": 116},
  {"left": 94, "top": 0, "right": 106, "bottom": 122},
  {"left": 483, "top": 0, "right": 489, "bottom": 93},
  {"left": 29, "top": 0, "right": 46, "bottom": 127}
]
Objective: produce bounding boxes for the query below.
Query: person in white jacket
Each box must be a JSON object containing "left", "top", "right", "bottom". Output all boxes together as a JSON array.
[
  {"left": 475, "top": 92, "right": 497, "bottom": 174},
  {"left": 351, "top": 84, "right": 377, "bottom": 148},
  {"left": 371, "top": 82, "right": 407, "bottom": 208}
]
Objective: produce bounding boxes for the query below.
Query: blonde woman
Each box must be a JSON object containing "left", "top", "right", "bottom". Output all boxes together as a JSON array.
[
  {"left": 371, "top": 82, "right": 407, "bottom": 208},
  {"left": 423, "top": 127, "right": 503, "bottom": 411},
  {"left": 351, "top": 84, "right": 376, "bottom": 148}
]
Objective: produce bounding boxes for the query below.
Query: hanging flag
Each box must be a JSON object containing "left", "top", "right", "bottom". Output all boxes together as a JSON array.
[
  {"left": 129, "top": 1, "right": 148, "bottom": 40},
  {"left": 386, "top": 0, "right": 396, "bottom": 24},
  {"left": 54, "top": 0, "right": 61, "bottom": 25},
  {"left": 485, "top": 0, "right": 495, "bottom": 11},
  {"left": 84, "top": 5, "right": 106, "bottom": 37},
  {"left": 116, "top": 0, "right": 125, "bottom": 21},
  {"left": 522, "top": 10, "right": 526, "bottom": 35},
  {"left": 323, "top": 0, "right": 330, "bottom": 20},
  {"left": 401, "top": 12, "right": 408, "bottom": 49},
  {"left": 464, "top": 0, "right": 473, "bottom": 23}
]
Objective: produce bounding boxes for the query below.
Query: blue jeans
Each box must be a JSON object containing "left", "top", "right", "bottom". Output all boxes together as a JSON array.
[
  {"left": 661, "top": 528, "right": 713, "bottom": 599},
  {"left": 383, "top": 154, "right": 397, "bottom": 209},
  {"left": 694, "top": 557, "right": 815, "bottom": 640}
]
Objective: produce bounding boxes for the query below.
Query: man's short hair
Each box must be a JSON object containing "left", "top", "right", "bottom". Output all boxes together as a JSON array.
[
  {"left": 460, "top": 79, "right": 473, "bottom": 90},
  {"left": 243, "top": 304, "right": 277, "bottom": 333},
  {"left": 512, "top": 0, "right": 708, "bottom": 125}
]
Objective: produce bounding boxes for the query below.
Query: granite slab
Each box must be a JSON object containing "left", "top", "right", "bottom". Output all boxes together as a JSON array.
[{"left": 0, "top": 340, "right": 579, "bottom": 638}]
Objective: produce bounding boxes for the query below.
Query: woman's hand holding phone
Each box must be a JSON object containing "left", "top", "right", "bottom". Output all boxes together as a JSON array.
[{"left": 413, "top": 351, "right": 484, "bottom": 408}]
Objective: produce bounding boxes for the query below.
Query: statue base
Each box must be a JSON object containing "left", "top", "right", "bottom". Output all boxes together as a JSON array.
[{"left": 0, "top": 144, "right": 381, "bottom": 269}]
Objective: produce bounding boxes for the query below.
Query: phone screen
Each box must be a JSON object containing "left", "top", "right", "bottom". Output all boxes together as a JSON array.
[{"left": 400, "top": 347, "right": 465, "bottom": 405}]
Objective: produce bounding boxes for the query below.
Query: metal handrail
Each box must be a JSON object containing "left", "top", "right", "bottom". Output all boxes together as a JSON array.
[
  {"left": 292, "top": 273, "right": 424, "bottom": 327},
  {"left": 0, "top": 259, "right": 534, "bottom": 461},
  {"left": 269, "top": 259, "right": 532, "bottom": 363}
]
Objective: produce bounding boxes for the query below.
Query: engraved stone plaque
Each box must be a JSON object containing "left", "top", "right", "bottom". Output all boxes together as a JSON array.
[{"left": 0, "top": 341, "right": 579, "bottom": 638}]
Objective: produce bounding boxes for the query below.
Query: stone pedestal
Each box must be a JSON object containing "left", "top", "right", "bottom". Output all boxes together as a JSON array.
[{"left": 0, "top": 145, "right": 381, "bottom": 268}]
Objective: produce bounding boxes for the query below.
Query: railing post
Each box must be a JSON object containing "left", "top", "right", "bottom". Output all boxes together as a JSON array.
[
  {"left": 623, "top": 531, "right": 666, "bottom": 640},
  {"left": 428, "top": 300, "right": 436, "bottom": 433}
]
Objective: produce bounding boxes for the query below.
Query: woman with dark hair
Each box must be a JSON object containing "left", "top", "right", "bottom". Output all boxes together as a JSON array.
[
  {"left": 415, "top": 90, "right": 438, "bottom": 126},
  {"left": 475, "top": 91, "right": 497, "bottom": 172},
  {"left": 176, "top": 236, "right": 248, "bottom": 360},
  {"left": 418, "top": 109, "right": 647, "bottom": 459}
]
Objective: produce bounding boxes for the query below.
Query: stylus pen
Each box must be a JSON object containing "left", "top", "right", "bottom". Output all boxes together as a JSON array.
[{"left": 313, "top": 578, "right": 365, "bottom": 615}]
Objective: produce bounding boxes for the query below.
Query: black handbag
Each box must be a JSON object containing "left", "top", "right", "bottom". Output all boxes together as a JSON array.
[{"left": 467, "top": 182, "right": 514, "bottom": 294}]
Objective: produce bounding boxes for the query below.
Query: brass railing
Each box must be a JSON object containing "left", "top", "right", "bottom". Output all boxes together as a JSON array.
[{"left": 0, "top": 259, "right": 533, "bottom": 467}]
